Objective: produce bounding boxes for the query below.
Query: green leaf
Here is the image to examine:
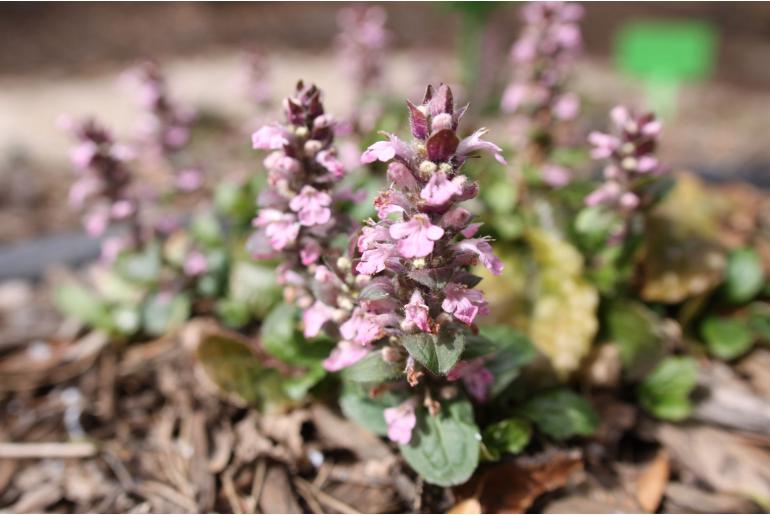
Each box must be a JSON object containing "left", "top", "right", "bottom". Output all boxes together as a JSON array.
[
  {"left": 701, "top": 316, "right": 753, "bottom": 360},
  {"left": 111, "top": 305, "right": 141, "bottom": 335},
  {"left": 400, "top": 400, "right": 480, "bottom": 487},
  {"left": 54, "top": 283, "right": 113, "bottom": 332},
  {"left": 339, "top": 384, "right": 403, "bottom": 435},
  {"left": 191, "top": 212, "right": 224, "bottom": 246},
  {"left": 638, "top": 356, "right": 698, "bottom": 421},
  {"left": 142, "top": 293, "right": 191, "bottom": 337},
  {"left": 341, "top": 351, "right": 403, "bottom": 383},
  {"left": 482, "top": 417, "right": 532, "bottom": 460},
  {"left": 115, "top": 244, "right": 162, "bottom": 285},
  {"left": 401, "top": 331, "right": 465, "bottom": 375},
  {"left": 281, "top": 364, "right": 326, "bottom": 401},
  {"left": 215, "top": 181, "right": 255, "bottom": 223},
  {"left": 260, "top": 303, "right": 330, "bottom": 366},
  {"left": 748, "top": 302, "right": 770, "bottom": 343},
  {"left": 520, "top": 389, "right": 598, "bottom": 440},
  {"left": 605, "top": 300, "right": 664, "bottom": 379},
  {"left": 216, "top": 299, "right": 253, "bottom": 328},
  {"left": 724, "top": 248, "right": 765, "bottom": 304},
  {"left": 475, "top": 326, "right": 537, "bottom": 397},
  {"left": 574, "top": 206, "right": 617, "bottom": 251},
  {"left": 228, "top": 260, "right": 281, "bottom": 318},
  {"left": 195, "top": 332, "right": 292, "bottom": 412}
]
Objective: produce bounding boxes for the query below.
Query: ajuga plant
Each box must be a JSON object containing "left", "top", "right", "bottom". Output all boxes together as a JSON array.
[
  {"left": 55, "top": 64, "right": 281, "bottom": 340},
  {"left": 335, "top": 4, "right": 390, "bottom": 135},
  {"left": 124, "top": 60, "right": 203, "bottom": 193},
  {"left": 501, "top": 0, "right": 583, "bottom": 187}
]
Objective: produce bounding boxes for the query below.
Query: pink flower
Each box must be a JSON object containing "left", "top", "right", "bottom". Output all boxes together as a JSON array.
[
  {"left": 323, "top": 340, "right": 370, "bottom": 372},
  {"left": 68, "top": 178, "right": 100, "bottom": 208},
  {"left": 289, "top": 186, "right": 332, "bottom": 226},
  {"left": 456, "top": 128, "right": 506, "bottom": 165},
  {"left": 404, "top": 290, "right": 430, "bottom": 332},
  {"left": 389, "top": 214, "right": 444, "bottom": 258},
  {"left": 441, "top": 282, "right": 489, "bottom": 326},
  {"left": 585, "top": 181, "right": 621, "bottom": 207},
  {"left": 455, "top": 238, "right": 503, "bottom": 276},
  {"left": 383, "top": 401, "right": 417, "bottom": 445},
  {"left": 541, "top": 164, "right": 571, "bottom": 187},
  {"left": 357, "top": 224, "right": 391, "bottom": 252},
  {"left": 501, "top": 84, "right": 526, "bottom": 114},
  {"left": 357, "top": 244, "right": 394, "bottom": 276},
  {"left": 387, "top": 162, "right": 419, "bottom": 191},
  {"left": 420, "top": 171, "right": 462, "bottom": 206},
  {"left": 303, "top": 301, "right": 336, "bottom": 338},
  {"left": 588, "top": 131, "right": 619, "bottom": 159},
  {"left": 184, "top": 251, "right": 208, "bottom": 277},
  {"left": 110, "top": 199, "right": 135, "bottom": 219},
  {"left": 360, "top": 134, "right": 411, "bottom": 164},
  {"left": 100, "top": 236, "right": 128, "bottom": 264},
  {"left": 251, "top": 124, "right": 289, "bottom": 150},
  {"left": 84, "top": 209, "right": 109, "bottom": 237},
  {"left": 553, "top": 92, "right": 580, "bottom": 121},
  {"left": 176, "top": 168, "right": 203, "bottom": 192},
  {"left": 253, "top": 209, "right": 300, "bottom": 251},
  {"left": 70, "top": 141, "right": 98, "bottom": 169},
  {"left": 316, "top": 150, "right": 346, "bottom": 178},
  {"left": 300, "top": 239, "right": 321, "bottom": 265},
  {"left": 340, "top": 309, "right": 386, "bottom": 345},
  {"left": 447, "top": 358, "right": 494, "bottom": 402}
]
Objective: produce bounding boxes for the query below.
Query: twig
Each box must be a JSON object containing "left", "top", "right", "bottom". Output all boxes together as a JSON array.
[
  {"left": 0, "top": 441, "right": 97, "bottom": 459},
  {"left": 293, "top": 477, "right": 358, "bottom": 514}
]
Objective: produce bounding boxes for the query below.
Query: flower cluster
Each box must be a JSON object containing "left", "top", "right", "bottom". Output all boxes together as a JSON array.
[
  {"left": 335, "top": 5, "right": 390, "bottom": 135},
  {"left": 585, "top": 106, "right": 663, "bottom": 213},
  {"left": 249, "top": 81, "right": 356, "bottom": 327},
  {"left": 336, "top": 5, "right": 389, "bottom": 100},
  {"left": 62, "top": 118, "right": 142, "bottom": 262},
  {"left": 125, "top": 60, "right": 201, "bottom": 192},
  {"left": 241, "top": 49, "right": 272, "bottom": 109},
  {"left": 337, "top": 84, "right": 506, "bottom": 443},
  {"left": 501, "top": 1, "right": 583, "bottom": 185}
]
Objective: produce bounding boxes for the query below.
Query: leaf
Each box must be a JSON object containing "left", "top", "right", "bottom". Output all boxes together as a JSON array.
[
  {"left": 701, "top": 316, "right": 753, "bottom": 361},
  {"left": 341, "top": 350, "right": 403, "bottom": 383},
  {"left": 476, "top": 326, "right": 537, "bottom": 397},
  {"left": 407, "top": 100, "right": 429, "bottom": 139},
  {"left": 115, "top": 243, "right": 162, "bottom": 285},
  {"left": 228, "top": 260, "right": 281, "bottom": 319},
  {"left": 482, "top": 417, "right": 532, "bottom": 460},
  {"left": 400, "top": 400, "right": 480, "bottom": 486},
  {"left": 748, "top": 302, "right": 770, "bottom": 343},
  {"left": 260, "top": 303, "right": 331, "bottom": 366},
  {"left": 453, "top": 449, "right": 583, "bottom": 513},
  {"left": 339, "top": 383, "right": 403, "bottom": 436},
  {"left": 641, "top": 175, "right": 726, "bottom": 303},
  {"left": 54, "top": 283, "right": 113, "bottom": 332},
  {"left": 527, "top": 229, "right": 599, "bottom": 377},
  {"left": 401, "top": 330, "right": 465, "bottom": 375},
  {"left": 281, "top": 364, "right": 326, "bottom": 401},
  {"left": 191, "top": 212, "right": 224, "bottom": 246},
  {"left": 724, "top": 248, "right": 765, "bottom": 304},
  {"left": 426, "top": 128, "right": 460, "bottom": 162},
  {"left": 520, "top": 389, "right": 598, "bottom": 440},
  {"left": 605, "top": 300, "right": 664, "bottom": 379},
  {"left": 574, "top": 206, "right": 618, "bottom": 251},
  {"left": 142, "top": 293, "right": 191, "bottom": 337},
  {"left": 638, "top": 356, "right": 698, "bottom": 421}
]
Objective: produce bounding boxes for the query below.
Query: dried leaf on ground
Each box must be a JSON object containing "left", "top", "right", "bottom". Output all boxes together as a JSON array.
[
  {"left": 634, "top": 448, "right": 670, "bottom": 513},
  {"left": 453, "top": 449, "right": 584, "bottom": 513},
  {"left": 654, "top": 422, "right": 770, "bottom": 502}
]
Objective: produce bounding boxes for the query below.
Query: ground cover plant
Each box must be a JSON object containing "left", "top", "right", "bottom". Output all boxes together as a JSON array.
[{"left": 4, "top": 2, "right": 770, "bottom": 513}]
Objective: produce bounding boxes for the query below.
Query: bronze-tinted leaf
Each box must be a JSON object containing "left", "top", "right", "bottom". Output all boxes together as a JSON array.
[{"left": 426, "top": 128, "right": 460, "bottom": 162}]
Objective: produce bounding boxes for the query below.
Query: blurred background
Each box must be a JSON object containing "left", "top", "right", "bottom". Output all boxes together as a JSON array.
[{"left": 0, "top": 1, "right": 769, "bottom": 246}]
